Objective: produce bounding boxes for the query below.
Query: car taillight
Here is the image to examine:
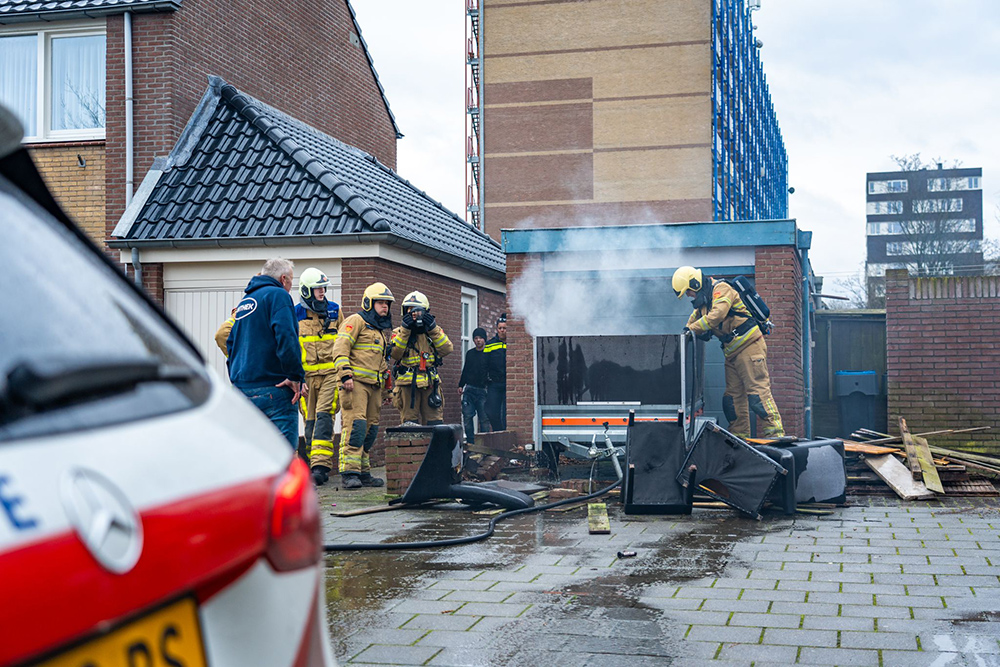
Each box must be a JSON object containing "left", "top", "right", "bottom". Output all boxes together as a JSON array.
[{"left": 266, "top": 457, "right": 321, "bottom": 572}]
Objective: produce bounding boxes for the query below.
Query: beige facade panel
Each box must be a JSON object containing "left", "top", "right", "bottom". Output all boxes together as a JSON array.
[
  {"left": 484, "top": 43, "right": 711, "bottom": 100},
  {"left": 593, "top": 94, "right": 710, "bottom": 150},
  {"left": 485, "top": 199, "right": 714, "bottom": 238},
  {"left": 593, "top": 146, "right": 712, "bottom": 202},
  {"left": 485, "top": 0, "right": 710, "bottom": 55},
  {"left": 487, "top": 101, "right": 594, "bottom": 154},
  {"left": 485, "top": 152, "right": 594, "bottom": 203},
  {"left": 486, "top": 78, "right": 592, "bottom": 104}
]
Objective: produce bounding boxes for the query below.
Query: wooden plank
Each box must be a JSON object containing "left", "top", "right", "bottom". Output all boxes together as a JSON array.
[
  {"left": 587, "top": 503, "right": 611, "bottom": 534},
  {"left": 864, "top": 454, "right": 936, "bottom": 500},
  {"left": 899, "top": 418, "right": 923, "bottom": 481},
  {"left": 843, "top": 440, "right": 899, "bottom": 456},
  {"left": 547, "top": 500, "right": 589, "bottom": 513},
  {"left": 914, "top": 436, "right": 944, "bottom": 494},
  {"left": 853, "top": 426, "right": 991, "bottom": 446}
]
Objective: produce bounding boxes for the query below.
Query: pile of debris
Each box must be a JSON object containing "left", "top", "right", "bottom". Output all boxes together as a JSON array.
[
  {"left": 844, "top": 419, "right": 998, "bottom": 499},
  {"left": 462, "top": 431, "right": 529, "bottom": 482}
]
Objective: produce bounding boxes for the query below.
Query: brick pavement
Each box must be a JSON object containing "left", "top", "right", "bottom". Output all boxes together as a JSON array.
[{"left": 320, "top": 479, "right": 1000, "bottom": 666}]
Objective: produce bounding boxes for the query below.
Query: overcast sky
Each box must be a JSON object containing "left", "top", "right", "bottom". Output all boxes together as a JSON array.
[{"left": 352, "top": 0, "right": 1000, "bottom": 292}]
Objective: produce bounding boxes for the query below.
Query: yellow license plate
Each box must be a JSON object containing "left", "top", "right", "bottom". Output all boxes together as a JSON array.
[{"left": 40, "top": 597, "right": 206, "bottom": 667}]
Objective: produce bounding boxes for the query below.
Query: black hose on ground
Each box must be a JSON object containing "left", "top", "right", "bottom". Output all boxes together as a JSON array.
[{"left": 323, "top": 478, "right": 622, "bottom": 553}]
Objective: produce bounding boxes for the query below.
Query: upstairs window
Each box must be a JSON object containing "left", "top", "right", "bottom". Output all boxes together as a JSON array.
[
  {"left": 868, "top": 179, "right": 908, "bottom": 194},
  {"left": 0, "top": 25, "right": 105, "bottom": 141},
  {"left": 928, "top": 176, "right": 981, "bottom": 191},
  {"left": 867, "top": 200, "right": 903, "bottom": 215},
  {"left": 913, "top": 198, "right": 962, "bottom": 213}
]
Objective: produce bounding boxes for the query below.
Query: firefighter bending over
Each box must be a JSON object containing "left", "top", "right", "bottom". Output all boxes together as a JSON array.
[
  {"left": 390, "top": 291, "right": 454, "bottom": 425},
  {"left": 672, "top": 266, "right": 784, "bottom": 438},
  {"left": 332, "top": 283, "right": 394, "bottom": 489},
  {"left": 296, "top": 267, "right": 344, "bottom": 486}
]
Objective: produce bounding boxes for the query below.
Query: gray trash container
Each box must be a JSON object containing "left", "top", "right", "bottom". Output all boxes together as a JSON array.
[{"left": 835, "top": 370, "right": 878, "bottom": 438}]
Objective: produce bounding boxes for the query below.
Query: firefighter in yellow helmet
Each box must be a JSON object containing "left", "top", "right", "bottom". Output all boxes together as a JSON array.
[
  {"left": 295, "top": 267, "right": 345, "bottom": 486},
  {"left": 390, "top": 291, "right": 454, "bottom": 425},
  {"left": 673, "top": 266, "right": 784, "bottom": 439},
  {"left": 331, "top": 282, "right": 394, "bottom": 489}
]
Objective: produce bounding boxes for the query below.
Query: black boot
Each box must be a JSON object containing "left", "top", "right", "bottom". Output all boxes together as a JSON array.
[
  {"left": 342, "top": 473, "right": 363, "bottom": 489},
  {"left": 359, "top": 472, "right": 385, "bottom": 487},
  {"left": 311, "top": 466, "right": 329, "bottom": 486}
]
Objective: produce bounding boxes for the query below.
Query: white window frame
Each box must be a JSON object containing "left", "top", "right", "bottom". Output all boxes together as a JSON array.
[
  {"left": 912, "top": 198, "right": 962, "bottom": 213},
  {"left": 940, "top": 219, "right": 976, "bottom": 233},
  {"left": 460, "top": 287, "right": 478, "bottom": 364},
  {"left": 928, "top": 176, "right": 982, "bottom": 192},
  {"left": 0, "top": 20, "right": 107, "bottom": 142}
]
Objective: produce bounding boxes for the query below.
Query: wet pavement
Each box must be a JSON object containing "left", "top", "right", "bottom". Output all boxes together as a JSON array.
[{"left": 318, "top": 470, "right": 1000, "bottom": 666}]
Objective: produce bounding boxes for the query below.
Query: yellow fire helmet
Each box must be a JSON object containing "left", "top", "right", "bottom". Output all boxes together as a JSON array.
[
  {"left": 401, "top": 290, "right": 430, "bottom": 312},
  {"left": 362, "top": 282, "right": 394, "bottom": 311},
  {"left": 671, "top": 266, "right": 703, "bottom": 299},
  {"left": 298, "top": 267, "right": 330, "bottom": 301}
]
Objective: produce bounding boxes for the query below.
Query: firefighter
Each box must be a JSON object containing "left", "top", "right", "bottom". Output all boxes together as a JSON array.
[
  {"left": 295, "top": 267, "right": 345, "bottom": 486},
  {"left": 214, "top": 308, "right": 236, "bottom": 357},
  {"left": 672, "top": 266, "right": 784, "bottom": 438},
  {"left": 390, "top": 291, "right": 454, "bottom": 425},
  {"left": 331, "top": 282, "right": 394, "bottom": 489}
]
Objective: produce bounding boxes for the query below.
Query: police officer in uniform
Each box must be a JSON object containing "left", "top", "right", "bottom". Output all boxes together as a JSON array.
[
  {"left": 672, "top": 266, "right": 784, "bottom": 439},
  {"left": 331, "top": 283, "right": 394, "bottom": 489},
  {"left": 484, "top": 314, "right": 507, "bottom": 432},
  {"left": 295, "top": 267, "right": 344, "bottom": 486},
  {"left": 390, "top": 291, "right": 454, "bottom": 425}
]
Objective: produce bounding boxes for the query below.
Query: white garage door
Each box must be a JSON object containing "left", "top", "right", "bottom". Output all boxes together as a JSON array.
[{"left": 165, "top": 288, "right": 245, "bottom": 382}]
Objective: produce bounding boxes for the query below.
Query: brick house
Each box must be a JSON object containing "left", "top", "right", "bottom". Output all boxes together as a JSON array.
[
  {"left": 108, "top": 78, "right": 505, "bottom": 462},
  {"left": 0, "top": 0, "right": 399, "bottom": 247}
]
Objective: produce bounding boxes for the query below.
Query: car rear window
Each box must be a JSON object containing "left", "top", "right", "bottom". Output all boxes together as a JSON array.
[{"left": 0, "top": 176, "right": 211, "bottom": 440}]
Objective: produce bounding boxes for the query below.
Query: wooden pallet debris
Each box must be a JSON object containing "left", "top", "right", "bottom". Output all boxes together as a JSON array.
[
  {"left": 864, "top": 454, "right": 936, "bottom": 500},
  {"left": 913, "top": 435, "right": 944, "bottom": 494},
  {"left": 587, "top": 503, "right": 611, "bottom": 534},
  {"left": 899, "top": 418, "right": 924, "bottom": 482}
]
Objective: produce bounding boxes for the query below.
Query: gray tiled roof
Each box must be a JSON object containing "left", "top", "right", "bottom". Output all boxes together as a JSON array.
[
  {"left": 115, "top": 77, "right": 504, "bottom": 276},
  {"left": 0, "top": 0, "right": 178, "bottom": 22}
]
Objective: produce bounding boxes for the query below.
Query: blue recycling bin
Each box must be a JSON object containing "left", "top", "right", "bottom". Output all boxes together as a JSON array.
[{"left": 835, "top": 370, "right": 879, "bottom": 438}]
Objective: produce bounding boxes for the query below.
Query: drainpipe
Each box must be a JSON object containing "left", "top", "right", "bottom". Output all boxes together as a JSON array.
[
  {"left": 125, "top": 12, "right": 140, "bottom": 286},
  {"left": 798, "top": 230, "right": 813, "bottom": 439}
]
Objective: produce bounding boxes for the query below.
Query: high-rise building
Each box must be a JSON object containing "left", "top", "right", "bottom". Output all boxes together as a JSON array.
[
  {"left": 466, "top": 0, "right": 787, "bottom": 239},
  {"left": 865, "top": 166, "right": 983, "bottom": 304}
]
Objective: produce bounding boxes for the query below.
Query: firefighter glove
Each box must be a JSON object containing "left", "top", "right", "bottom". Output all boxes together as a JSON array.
[
  {"left": 402, "top": 311, "right": 417, "bottom": 331},
  {"left": 422, "top": 312, "right": 436, "bottom": 331}
]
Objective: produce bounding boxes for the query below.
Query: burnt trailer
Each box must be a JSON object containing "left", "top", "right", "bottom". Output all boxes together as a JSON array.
[{"left": 532, "top": 333, "right": 707, "bottom": 467}]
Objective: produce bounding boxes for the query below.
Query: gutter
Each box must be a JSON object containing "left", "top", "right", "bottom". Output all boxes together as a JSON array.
[
  {"left": 107, "top": 232, "right": 506, "bottom": 282},
  {"left": 0, "top": 2, "right": 181, "bottom": 25}
]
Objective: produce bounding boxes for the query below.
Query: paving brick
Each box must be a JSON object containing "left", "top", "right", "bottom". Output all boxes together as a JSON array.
[
  {"left": 920, "top": 632, "right": 1000, "bottom": 654},
  {"left": 801, "top": 614, "right": 874, "bottom": 631},
  {"left": 701, "top": 598, "right": 771, "bottom": 613},
  {"left": 390, "top": 599, "right": 467, "bottom": 615},
  {"left": 685, "top": 625, "right": 763, "bottom": 644},
  {"left": 841, "top": 630, "right": 920, "bottom": 650},
  {"left": 761, "top": 627, "right": 837, "bottom": 647},
  {"left": 797, "top": 646, "right": 880, "bottom": 665},
  {"left": 841, "top": 603, "right": 912, "bottom": 619},
  {"left": 876, "top": 594, "right": 945, "bottom": 609},
  {"left": 739, "top": 588, "right": 807, "bottom": 602},
  {"left": 427, "top": 578, "right": 498, "bottom": 592},
  {"left": 415, "top": 630, "right": 498, "bottom": 648},
  {"left": 728, "top": 612, "right": 801, "bottom": 628},
  {"left": 349, "top": 643, "right": 442, "bottom": 665},
  {"left": 400, "top": 614, "right": 482, "bottom": 632},
  {"left": 767, "top": 601, "right": 839, "bottom": 617},
  {"left": 452, "top": 602, "right": 530, "bottom": 617},
  {"left": 674, "top": 586, "right": 741, "bottom": 599},
  {"left": 716, "top": 642, "right": 799, "bottom": 663},
  {"left": 439, "top": 589, "right": 514, "bottom": 604}
]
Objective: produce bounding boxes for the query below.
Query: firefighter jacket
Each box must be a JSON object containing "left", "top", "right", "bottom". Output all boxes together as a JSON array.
[
  {"left": 215, "top": 317, "right": 234, "bottom": 357},
  {"left": 686, "top": 279, "right": 761, "bottom": 358},
  {"left": 332, "top": 313, "right": 390, "bottom": 387},
  {"left": 484, "top": 335, "right": 507, "bottom": 385},
  {"left": 296, "top": 304, "right": 344, "bottom": 377},
  {"left": 390, "top": 323, "right": 453, "bottom": 388}
]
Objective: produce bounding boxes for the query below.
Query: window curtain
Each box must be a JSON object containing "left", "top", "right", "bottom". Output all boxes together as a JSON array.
[
  {"left": 51, "top": 34, "right": 106, "bottom": 131},
  {"left": 0, "top": 35, "right": 38, "bottom": 137}
]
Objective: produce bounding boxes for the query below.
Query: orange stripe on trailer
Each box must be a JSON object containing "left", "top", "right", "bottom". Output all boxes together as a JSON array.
[{"left": 541, "top": 417, "right": 678, "bottom": 426}]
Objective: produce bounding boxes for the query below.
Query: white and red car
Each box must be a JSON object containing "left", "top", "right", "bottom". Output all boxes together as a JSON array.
[{"left": 0, "top": 107, "right": 334, "bottom": 666}]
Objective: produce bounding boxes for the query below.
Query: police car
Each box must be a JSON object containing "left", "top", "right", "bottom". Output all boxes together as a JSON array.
[{"left": 0, "top": 108, "right": 333, "bottom": 665}]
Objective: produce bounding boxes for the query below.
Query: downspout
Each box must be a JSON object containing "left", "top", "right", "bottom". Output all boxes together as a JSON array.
[
  {"left": 798, "top": 230, "right": 813, "bottom": 439},
  {"left": 125, "top": 12, "right": 141, "bottom": 287}
]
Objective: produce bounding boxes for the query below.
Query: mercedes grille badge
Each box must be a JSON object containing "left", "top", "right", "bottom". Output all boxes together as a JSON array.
[{"left": 60, "top": 468, "right": 143, "bottom": 574}]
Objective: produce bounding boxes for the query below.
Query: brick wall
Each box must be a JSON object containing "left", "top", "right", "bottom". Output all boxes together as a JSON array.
[
  {"left": 886, "top": 269, "right": 1000, "bottom": 455},
  {"left": 28, "top": 142, "right": 106, "bottom": 245},
  {"left": 503, "top": 253, "right": 536, "bottom": 444},
  {"left": 340, "top": 256, "right": 504, "bottom": 466},
  {"left": 478, "top": 289, "right": 506, "bottom": 339},
  {"left": 105, "top": 0, "right": 398, "bottom": 249},
  {"left": 754, "top": 246, "right": 804, "bottom": 438}
]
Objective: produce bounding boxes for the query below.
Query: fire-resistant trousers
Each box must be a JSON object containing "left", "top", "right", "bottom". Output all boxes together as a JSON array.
[
  {"left": 304, "top": 374, "right": 338, "bottom": 471},
  {"left": 394, "top": 384, "right": 444, "bottom": 425},
  {"left": 338, "top": 380, "right": 382, "bottom": 476},
  {"left": 723, "top": 336, "right": 784, "bottom": 438}
]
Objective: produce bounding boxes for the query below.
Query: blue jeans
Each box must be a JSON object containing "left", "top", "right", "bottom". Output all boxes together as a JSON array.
[
  {"left": 461, "top": 385, "right": 491, "bottom": 444},
  {"left": 239, "top": 384, "right": 298, "bottom": 449}
]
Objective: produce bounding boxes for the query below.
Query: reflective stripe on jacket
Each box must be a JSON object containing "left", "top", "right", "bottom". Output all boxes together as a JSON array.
[
  {"left": 331, "top": 313, "right": 390, "bottom": 386},
  {"left": 298, "top": 307, "right": 344, "bottom": 376},
  {"left": 390, "top": 324, "right": 454, "bottom": 388},
  {"left": 686, "top": 279, "right": 761, "bottom": 358},
  {"left": 484, "top": 337, "right": 506, "bottom": 384}
]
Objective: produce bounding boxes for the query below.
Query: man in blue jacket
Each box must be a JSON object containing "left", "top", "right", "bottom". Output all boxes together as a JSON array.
[{"left": 227, "top": 258, "right": 306, "bottom": 448}]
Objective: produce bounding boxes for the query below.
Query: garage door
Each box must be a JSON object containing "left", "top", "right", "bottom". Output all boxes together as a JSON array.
[{"left": 165, "top": 288, "right": 245, "bottom": 383}]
